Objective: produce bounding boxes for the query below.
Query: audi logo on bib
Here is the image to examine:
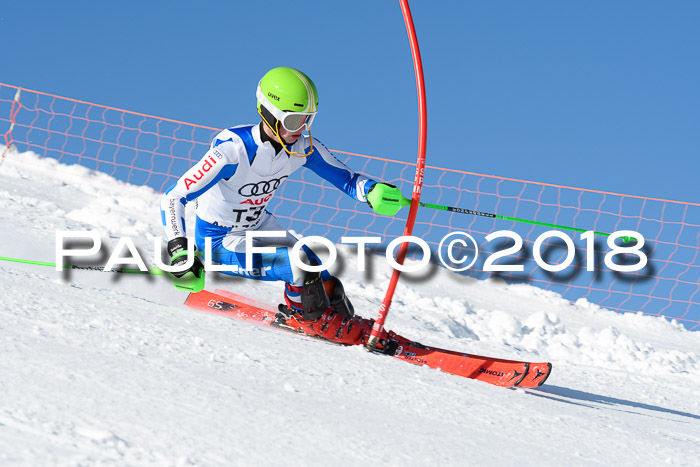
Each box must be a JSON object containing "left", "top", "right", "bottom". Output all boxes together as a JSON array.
[{"left": 238, "top": 176, "right": 288, "bottom": 197}]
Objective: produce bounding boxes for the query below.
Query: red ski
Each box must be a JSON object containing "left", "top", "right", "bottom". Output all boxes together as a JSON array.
[{"left": 184, "top": 289, "right": 552, "bottom": 388}]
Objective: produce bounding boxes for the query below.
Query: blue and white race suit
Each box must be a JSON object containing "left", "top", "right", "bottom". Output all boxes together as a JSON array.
[{"left": 160, "top": 123, "right": 376, "bottom": 288}]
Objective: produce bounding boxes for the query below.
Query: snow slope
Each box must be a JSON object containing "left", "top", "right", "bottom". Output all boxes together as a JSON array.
[{"left": 1, "top": 150, "right": 699, "bottom": 466}]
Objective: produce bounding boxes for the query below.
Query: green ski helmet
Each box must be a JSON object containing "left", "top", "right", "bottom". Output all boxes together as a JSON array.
[{"left": 256, "top": 67, "right": 319, "bottom": 134}]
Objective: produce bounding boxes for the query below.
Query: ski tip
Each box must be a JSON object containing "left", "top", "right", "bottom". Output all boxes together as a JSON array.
[
  {"left": 536, "top": 363, "right": 553, "bottom": 387},
  {"left": 515, "top": 362, "right": 552, "bottom": 388}
]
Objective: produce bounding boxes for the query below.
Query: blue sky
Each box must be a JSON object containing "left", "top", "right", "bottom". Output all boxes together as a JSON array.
[{"left": 3, "top": 0, "right": 699, "bottom": 202}]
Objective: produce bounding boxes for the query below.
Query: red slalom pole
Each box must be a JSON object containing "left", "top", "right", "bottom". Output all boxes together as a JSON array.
[{"left": 366, "top": 0, "right": 428, "bottom": 352}]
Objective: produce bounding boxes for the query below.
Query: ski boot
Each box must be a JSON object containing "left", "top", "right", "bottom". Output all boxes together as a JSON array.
[
  {"left": 276, "top": 272, "right": 400, "bottom": 353},
  {"left": 277, "top": 271, "right": 363, "bottom": 345}
]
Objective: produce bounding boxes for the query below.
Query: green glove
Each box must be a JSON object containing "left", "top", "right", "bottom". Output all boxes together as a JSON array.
[
  {"left": 167, "top": 238, "right": 206, "bottom": 292},
  {"left": 365, "top": 183, "right": 411, "bottom": 216}
]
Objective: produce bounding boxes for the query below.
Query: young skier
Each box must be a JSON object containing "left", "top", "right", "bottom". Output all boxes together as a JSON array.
[{"left": 160, "top": 66, "right": 402, "bottom": 347}]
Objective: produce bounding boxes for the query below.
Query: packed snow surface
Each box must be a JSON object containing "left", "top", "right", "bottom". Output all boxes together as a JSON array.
[{"left": 1, "top": 150, "right": 699, "bottom": 466}]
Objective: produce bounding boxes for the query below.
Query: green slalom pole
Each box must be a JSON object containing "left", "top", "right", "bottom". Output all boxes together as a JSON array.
[
  {"left": 371, "top": 188, "right": 634, "bottom": 243},
  {"left": 417, "top": 202, "right": 624, "bottom": 240},
  {"left": 0, "top": 256, "right": 161, "bottom": 274},
  {"left": 0, "top": 256, "right": 205, "bottom": 292}
]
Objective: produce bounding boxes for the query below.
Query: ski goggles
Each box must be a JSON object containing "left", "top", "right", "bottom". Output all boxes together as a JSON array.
[
  {"left": 256, "top": 86, "right": 317, "bottom": 132},
  {"left": 279, "top": 112, "right": 316, "bottom": 132}
]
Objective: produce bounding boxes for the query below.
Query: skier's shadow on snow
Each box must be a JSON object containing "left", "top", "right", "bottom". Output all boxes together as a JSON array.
[{"left": 524, "top": 385, "right": 700, "bottom": 421}]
